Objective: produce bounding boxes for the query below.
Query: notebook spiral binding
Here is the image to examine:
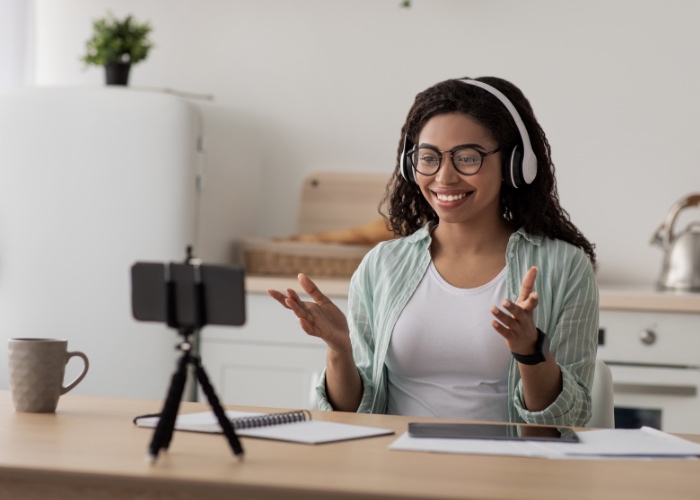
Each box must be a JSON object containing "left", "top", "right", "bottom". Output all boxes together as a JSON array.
[{"left": 230, "top": 410, "right": 312, "bottom": 430}]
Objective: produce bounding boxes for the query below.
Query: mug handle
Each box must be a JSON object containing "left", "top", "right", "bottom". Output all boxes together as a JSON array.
[{"left": 61, "top": 351, "right": 90, "bottom": 395}]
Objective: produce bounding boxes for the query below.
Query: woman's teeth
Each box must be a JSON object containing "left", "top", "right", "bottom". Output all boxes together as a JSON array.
[{"left": 435, "top": 192, "right": 467, "bottom": 202}]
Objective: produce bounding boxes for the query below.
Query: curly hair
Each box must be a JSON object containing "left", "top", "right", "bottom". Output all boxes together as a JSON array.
[{"left": 380, "top": 76, "right": 596, "bottom": 264}]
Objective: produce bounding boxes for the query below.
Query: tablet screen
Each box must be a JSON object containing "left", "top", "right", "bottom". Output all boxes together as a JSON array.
[{"left": 407, "top": 422, "right": 579, "bottom": 443}]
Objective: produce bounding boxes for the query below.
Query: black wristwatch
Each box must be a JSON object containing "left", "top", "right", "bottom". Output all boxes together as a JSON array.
[{"left": 511, "top": 328, "right": 550, "bottom": 365}]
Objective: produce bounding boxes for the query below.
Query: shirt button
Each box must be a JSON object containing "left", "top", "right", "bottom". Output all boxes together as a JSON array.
[
  {"left": 509, "top": 252, "right": 515, "bottom": 259},
  {"left": 513, "top": 234, "right": 520, "bottom": 241}
]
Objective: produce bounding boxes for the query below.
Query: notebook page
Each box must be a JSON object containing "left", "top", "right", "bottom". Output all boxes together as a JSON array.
[
  {"left": 237, "top": 420, "right": 394, "bottom": 444},
  {"left": 135, "top": 410, "right": 394, "bottom": 444}
]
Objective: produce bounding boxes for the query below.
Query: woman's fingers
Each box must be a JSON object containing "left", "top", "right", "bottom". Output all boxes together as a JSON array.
[
  {"left": 491, "top": 304, "right": 519, "bottom": 331},
  {"left": 517, "top": 266, "right": 538, "bottom": 303},
  {"left": 276, "top": 296, "right": 325, "bottom": 339},
  {"left": 285, "top": 293, "right": 311, "bottom": 319},
  {"left": 502, "top": 294, "right": 539, "bottom": 318},
  {"left": 267, "top": 289, "right": 292, "bottom": 309},
  {"left": 269, "top": 274, "right": 345, "bottom": 345},
  {"left": 268, "top": 285, "right": 316, "bottom": 326},
  {"left": 491, "top": 293, "right": 539, "bottom": 337},
  {"left": 298, "top": 273, "right": 330, "bottom": 305},
  {"left": 286, "top": 287, "right": 302, "bottom": 304},
  {"left": 491, "top": 318, "right": 514, "bottom": 340}
]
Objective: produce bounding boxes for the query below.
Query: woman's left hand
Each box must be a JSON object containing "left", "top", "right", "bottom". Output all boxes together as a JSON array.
[{"left": 491, "top": 266, "right": 540, "bottom": 355}]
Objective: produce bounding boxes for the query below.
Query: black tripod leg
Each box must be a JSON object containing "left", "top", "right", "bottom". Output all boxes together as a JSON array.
[
  {"left": 193, "top": 357, "right": 245, "bottom": 459},
  {"left": 148, "top": 353, "right": 189, "bottom": 462}
]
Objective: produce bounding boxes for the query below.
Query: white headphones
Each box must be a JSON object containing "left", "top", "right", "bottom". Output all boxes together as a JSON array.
[{"left": 400, "top": 78, "right": 538, "bottom": 189}]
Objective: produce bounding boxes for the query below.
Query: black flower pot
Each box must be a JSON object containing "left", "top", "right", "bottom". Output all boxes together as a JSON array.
[{"left": 104, "top": 63, "right": 131, "bottom": 86}]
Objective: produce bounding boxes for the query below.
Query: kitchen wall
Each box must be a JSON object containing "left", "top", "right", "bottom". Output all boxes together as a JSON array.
[{"left": 32, "top": 0, "right": 700, "bottom": 286}]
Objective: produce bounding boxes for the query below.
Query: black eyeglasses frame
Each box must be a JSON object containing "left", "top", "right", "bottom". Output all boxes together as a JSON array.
[{"left": 407, "top": 144, "right": 501, "bottom": 177}]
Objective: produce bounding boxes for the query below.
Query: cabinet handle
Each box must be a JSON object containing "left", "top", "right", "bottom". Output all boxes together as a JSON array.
[
  {"left": 638, "top": 329, "right": 657, "bottom": 345},
  {"left": 614, "top": 383, "right": 697, "bottom": 397}
]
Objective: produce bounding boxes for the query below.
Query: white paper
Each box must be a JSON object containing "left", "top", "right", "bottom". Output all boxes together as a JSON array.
[
  {"left": 135, "top": 410, "right": 394, "bottom": 445},
  {"left": 389, "top": 427, "right": 700, "bottom": 460},
  {"left": 544, "top": 427, "right": 700, "bottom": 458},
  {"left": 389, "top": 431, "right": 553, "bottom": 458}
]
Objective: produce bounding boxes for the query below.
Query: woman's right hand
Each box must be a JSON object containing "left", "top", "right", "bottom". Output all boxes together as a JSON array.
[{"left": 268, "top": 273, "right": 351, "bottom": 354}]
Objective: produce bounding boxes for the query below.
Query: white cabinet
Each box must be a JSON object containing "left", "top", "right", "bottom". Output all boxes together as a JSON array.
[
  {"left": 199, "top": 292, "right": 348, "bottom": 409},
  {"left": 598, "top": 308, "right": 700, "bottom": 433}
]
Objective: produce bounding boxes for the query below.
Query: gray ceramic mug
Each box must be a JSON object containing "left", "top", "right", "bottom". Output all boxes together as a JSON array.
[{"left": 8, "top": 338, "right": 89, "bottom": 413}]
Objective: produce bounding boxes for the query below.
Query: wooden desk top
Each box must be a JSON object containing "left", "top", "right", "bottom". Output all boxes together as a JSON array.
[{"left": 1, "top": 391, "right": 700, "bottom": 500}]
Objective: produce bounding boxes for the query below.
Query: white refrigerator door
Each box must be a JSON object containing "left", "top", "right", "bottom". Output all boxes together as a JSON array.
[{"left": 0, "top": 87, "right": 201, "bottom": 400}]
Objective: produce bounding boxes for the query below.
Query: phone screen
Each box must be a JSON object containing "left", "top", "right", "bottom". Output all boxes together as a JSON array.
[
  {"left": 131, "top": 262, "right": 245, "bottom": 327},
  {"left": 407, "top": 422, "right": 579, "bottom": 442}
]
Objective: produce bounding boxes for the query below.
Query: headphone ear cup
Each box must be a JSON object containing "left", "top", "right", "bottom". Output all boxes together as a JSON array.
[
  {"left": 504, "top": 145, "right": 524, "bottom": 188},
  {"left": 400, "top": 137, "right": 417, "bottom": 184},
  {"left": 405, "top": 155, "right": 416, "bottom": 184}
]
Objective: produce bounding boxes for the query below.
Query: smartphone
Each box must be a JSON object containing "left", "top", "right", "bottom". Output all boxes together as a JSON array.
[
  {"left": 131, "top": 262, "right": 246, "bottom": 328},
  {"left": 407, "top": 422, "right": 579, "bottom": 443}
]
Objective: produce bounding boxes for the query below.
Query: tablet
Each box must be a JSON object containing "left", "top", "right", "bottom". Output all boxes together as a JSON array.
[{"left": 407, "top": 422, "right": 579, "bottom": 443}]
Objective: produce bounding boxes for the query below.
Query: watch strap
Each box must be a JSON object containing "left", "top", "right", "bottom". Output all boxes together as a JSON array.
[{"left": 511, "top": 328, "right": 550, "bottom": 365}]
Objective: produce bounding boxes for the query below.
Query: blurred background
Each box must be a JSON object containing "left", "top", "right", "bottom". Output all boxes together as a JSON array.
[{"left": 4, "top": 0, "right": 698, "bottom": 284}]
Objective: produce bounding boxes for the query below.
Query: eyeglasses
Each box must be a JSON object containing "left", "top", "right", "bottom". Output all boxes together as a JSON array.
[{"left": 407, "top": 144, "right": 501, "bottom": 176}]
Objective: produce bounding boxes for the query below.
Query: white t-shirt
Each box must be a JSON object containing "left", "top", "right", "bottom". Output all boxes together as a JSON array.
[{"left": 385, "top": 262, "right": 511, "bottom": 421}]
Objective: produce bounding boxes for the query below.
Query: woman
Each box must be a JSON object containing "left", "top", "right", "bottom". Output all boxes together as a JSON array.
[{"left": 269, "top": 77, "right": 598, "bottom": 427}]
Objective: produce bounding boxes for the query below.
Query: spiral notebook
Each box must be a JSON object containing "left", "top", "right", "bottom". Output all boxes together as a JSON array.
[{"left": 134, "top": 409, "right": 394, "bottom": 444}]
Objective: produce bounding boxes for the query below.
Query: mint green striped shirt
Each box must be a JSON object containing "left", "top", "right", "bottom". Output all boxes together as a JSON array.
[{"left": 316, "top": 222, "right": 599, "bottom": 427}]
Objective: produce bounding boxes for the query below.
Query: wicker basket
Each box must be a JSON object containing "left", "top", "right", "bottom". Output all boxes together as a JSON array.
[
  {"left": 242, "top": 172, "right": 389, "bottom": 278},
  {"left": 242, "top": 238, "right": 372, "bottom": 278}
]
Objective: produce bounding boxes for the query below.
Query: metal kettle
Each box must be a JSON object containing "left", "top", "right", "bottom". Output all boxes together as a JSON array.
[{"left": 651, "top": 193, "right": 700, "bottom": 291}]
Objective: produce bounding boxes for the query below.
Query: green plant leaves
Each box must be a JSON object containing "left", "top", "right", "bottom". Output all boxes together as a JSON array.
[{"left": 82, "top": 12, "right": 153, "bottom": 66}]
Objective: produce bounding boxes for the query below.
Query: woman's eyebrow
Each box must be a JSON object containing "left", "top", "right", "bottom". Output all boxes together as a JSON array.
[{"left": 417, "top": 142, "right": 487, "bottom": 150}]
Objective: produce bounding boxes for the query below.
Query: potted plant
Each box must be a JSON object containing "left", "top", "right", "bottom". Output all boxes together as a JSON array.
[{"left": 82, "top": 12, "right": 153, "bottom": 86}]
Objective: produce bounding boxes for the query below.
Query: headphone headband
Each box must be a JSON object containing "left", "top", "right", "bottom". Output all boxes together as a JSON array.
[
  {"left": 458, "top": 79, "right": 537, "bottom": 186},
  {"left": 399, "top": 78, "right": 538, "bottom": 188}
]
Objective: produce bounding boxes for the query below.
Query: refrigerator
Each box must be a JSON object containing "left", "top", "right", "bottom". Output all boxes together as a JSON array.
[{"left": 0, "top": 87, "right": 203, "bottom": 400}]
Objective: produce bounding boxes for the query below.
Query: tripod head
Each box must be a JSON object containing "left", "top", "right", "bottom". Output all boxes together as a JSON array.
[{"left": 130, "top": 246, "right": 246, "bottom": 338}]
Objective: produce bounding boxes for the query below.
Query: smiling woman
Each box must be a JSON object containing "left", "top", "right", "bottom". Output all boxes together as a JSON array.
[{"left": 269, "top": 76, "right": 599, "bottom": 429}]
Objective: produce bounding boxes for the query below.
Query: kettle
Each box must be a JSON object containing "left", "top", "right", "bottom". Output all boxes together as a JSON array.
[{"left": 651, "top": 193, "right": 700, "bottom": 291}]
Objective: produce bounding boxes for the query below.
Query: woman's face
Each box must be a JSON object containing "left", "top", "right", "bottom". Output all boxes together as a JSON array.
[{"left": 414, "top": 113, "right": 503, "bottom": 227}]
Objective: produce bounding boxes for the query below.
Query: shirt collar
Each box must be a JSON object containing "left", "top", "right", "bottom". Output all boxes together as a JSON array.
[
  {"left": 514, "top": 227, "right": 543, "bottom": 245},
  {"left": 406, "top": 221, "right": 436, "bottom": 244},
  {"left": 405, "top": 221, "right": 542, "bottom": 246}
]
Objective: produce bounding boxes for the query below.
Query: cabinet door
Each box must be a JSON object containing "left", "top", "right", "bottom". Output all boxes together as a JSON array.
[{"left": 200, "top": 342, "right": 326, "bottom": 409}]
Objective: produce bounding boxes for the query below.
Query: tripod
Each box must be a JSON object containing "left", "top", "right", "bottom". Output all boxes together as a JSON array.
[
  {"left": 141, "top": 247, "right": 245, "bottom": 463},
  {"left": 147, "top": 327, "right": 244, "bottom": 463}
]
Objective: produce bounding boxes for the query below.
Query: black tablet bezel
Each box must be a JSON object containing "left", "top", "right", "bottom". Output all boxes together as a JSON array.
[{"left": 407, "top": 422, "right": 579, "bottom": 443}]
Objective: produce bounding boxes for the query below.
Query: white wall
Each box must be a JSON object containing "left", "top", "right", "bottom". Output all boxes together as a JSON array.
[{"left": 31, "top": 0, "right": 700, "bottom": 286}]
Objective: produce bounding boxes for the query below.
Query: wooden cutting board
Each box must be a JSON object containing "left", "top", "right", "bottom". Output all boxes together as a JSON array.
[
  {"left": 241, "top": 171, "right": 392, "bottom": 278},
  {"left": 296, "top": 172, "right": 390, "bottom": 234}
]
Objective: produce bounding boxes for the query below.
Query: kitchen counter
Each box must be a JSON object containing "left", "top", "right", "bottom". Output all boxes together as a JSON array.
[
  {"left": 596, "top": 285, "right": 700, "bottom": 313},
  {"left": 246, "top": 276, "right": 700, "bottom": 314}
]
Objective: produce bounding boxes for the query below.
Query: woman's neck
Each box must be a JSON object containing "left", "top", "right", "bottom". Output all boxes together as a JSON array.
[{"left": 431, "top": 217, "right": 515, "bottom": 258}]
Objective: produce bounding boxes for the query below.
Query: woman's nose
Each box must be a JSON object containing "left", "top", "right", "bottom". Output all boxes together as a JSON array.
[{"left": 435, "top": 155, "right": 460, "bottom": 184}]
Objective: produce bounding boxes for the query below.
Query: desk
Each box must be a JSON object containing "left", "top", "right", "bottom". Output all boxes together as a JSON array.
[{"left": 1, "top": 391, "right": 700, "bottom": 500}]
